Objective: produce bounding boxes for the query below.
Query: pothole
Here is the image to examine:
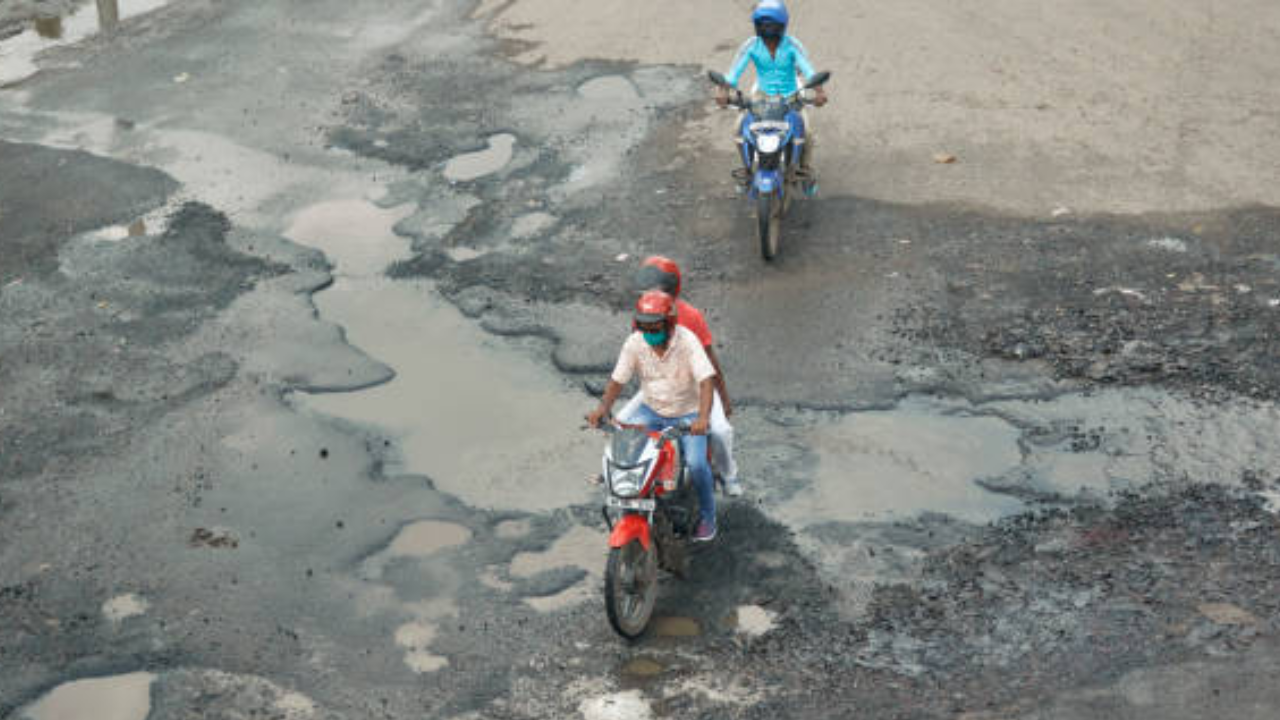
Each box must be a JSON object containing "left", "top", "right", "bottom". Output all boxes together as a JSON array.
[
  {"left": 360, "top": 519, "right": 471, "bottom": 580},
  {"left": 651, "top": 616, "right": 700, "bottom": 638},
  {"left": 443, "top": 133, "right": 515, "bottom": 183},
  {"left": 18, "top": 672, "right": 156, "bottom": 720},
  {"left": 0, "top": 0, "right": 174, "bottom": 86},
  {"left": 732, "top": 605, "right": 776, "bottom": 637},
  {"left": 394, "top": 621, "right": 449, "bottom": 673},
  {"left": 386, "top": 520, "right": 472, "bottom": 558},
  {"left": 101, "top": 593, "right": 149, "bottom": 622},
  {"left": 620, "top": 657, "right": 665, "bottom": 678},
  {"left": 781, "top": 399, "right": 1025, "bottom": 527},
  {"left": 286, "top": 196, "right": 599, "bottom": 512},
  {"left": 510, "top": 524, "right": 605, "bottom": 611},
  {"left": 578, "top": 690, "right": 652, "bottom": 720}
]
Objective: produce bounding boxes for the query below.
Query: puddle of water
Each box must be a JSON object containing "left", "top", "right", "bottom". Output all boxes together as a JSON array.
[
  {"left": 478, "top": 566, "right": 514, "bottom": 592},
  {"left": 510, "top": 525, "right": 603, "bottom": 578},
  {"left": 510, "top": 211, "right": 557, "bottom": 240},
  {"left": 443, "top": 133, "right": 515, "bottom": 183},
  {"left": 733, "top": 605, "right": 776, "bottom": 637},
  {"left": 651, "top": 616, "right": 700, "bottom": 638},
  {"left": 386, "top": 520, "right": 471, "bottom": 557},
  {"left": 495, "top": 518, "right": 532, "bottom": 539},
  {"left": 394, "top": 621, "right": 449, "bottom": 673},
  {"left": 443, "top": 245, "right": 489, "bottom": 262},
  {"left": 288, "top": 198, "right": 598, "bottom": 512},
  {"left": 19, "top": 672, "right": 156, "bottom": 720},
  {"left": 0, "top": 0, "right": 173, "bottom": 86},
  {"left": 285, "top": 199, "right": 417, "bottom": 277},
  {"left": 578, "top": 690, "right": 653, "bottom": 720},
  {"left": 360, "top": 520, "right": 470, "bottom": 580},
  {"left": 985, "top": 387, "right": 1280, "bottom": 496},
  {"left": 577, "top": 75, "right": 639, "bottom": 101},
  {"left": 101, "top": 593, "right": 148, "bottom": 622},
  {"left": 510, "top": 524, "right": 605, "bottom": 611},
  {"left": 782, "top": 400, "right": 1025, "bottom": 527},
  {"left": 620, "top": 657, "right": 665, "bottom": 678}
]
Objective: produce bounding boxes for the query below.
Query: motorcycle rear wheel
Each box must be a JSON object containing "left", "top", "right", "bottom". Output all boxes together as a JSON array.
[
  {"left": 605, "top": 539, "right": 658, "bottom": 639},
  {"left": 757, "top": 191, "right": 782, "bottom": 261}
]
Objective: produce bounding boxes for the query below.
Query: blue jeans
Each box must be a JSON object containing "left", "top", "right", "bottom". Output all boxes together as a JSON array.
[{"left": 632, "top": 404, "right": 715, "bottom": 526}]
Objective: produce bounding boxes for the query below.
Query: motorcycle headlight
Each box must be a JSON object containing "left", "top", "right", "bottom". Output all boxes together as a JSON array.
[
  {"left": 757, "top": 134, "right": 782, "bottom": 153},
  {"left": 608, "top": 460, "right": 652, "bottom": 498}
]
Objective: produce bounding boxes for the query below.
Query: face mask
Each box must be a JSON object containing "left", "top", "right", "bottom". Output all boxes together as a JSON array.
[{"left": 643, "top": 330, "right": 668, "bottom": 347}]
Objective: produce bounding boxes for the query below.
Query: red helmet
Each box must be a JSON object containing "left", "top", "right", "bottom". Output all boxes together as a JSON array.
[
  {"left": 634, "top": 290, "right": 676, "bottom": 325},
  {"left": 635, "top": 255, "right": 681, "bottom": 298}
]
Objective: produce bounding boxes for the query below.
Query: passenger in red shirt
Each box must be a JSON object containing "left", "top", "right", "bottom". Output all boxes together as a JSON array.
[{"left": 616, "top": 256, "right": 741, "bottom": 496}]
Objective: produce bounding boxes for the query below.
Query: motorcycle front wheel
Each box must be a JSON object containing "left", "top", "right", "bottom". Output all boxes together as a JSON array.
[
  {"left": 605, "top": 539, "right": 658, "bottom": 639},
  {"left": 756, "top": 191, "right": 782, "bottom": 261}
]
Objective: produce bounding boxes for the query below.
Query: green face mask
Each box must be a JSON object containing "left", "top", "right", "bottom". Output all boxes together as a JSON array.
[{"left": 642, "top": 330, "right": 668, "bottom": 347}]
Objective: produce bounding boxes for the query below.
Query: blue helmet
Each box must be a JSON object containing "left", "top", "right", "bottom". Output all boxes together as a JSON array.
[{"left": 751, "top": 0, "right": 789, "bottom": 27}]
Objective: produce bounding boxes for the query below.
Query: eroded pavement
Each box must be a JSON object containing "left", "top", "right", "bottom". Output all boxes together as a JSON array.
[{"left": 2, "top": 1, "right": 1280, "bottom": 719}]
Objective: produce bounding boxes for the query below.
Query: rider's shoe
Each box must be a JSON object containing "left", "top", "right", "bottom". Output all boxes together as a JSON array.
[
  {"left": 693, "top": 519, "right": 717, "bottom": 542},
  {"left": 724, "top": 477, "right": 744, "bottom": 497},
  {"left": 731, "top": 167, "right": 751, "bottom": 189},
  {"left": 796, "top": 166, "right": 818, "bottom": 196}
]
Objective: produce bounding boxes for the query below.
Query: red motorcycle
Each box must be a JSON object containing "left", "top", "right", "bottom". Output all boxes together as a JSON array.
[{"left": 594, "top": 419, "right": 701, "bottom": 639}]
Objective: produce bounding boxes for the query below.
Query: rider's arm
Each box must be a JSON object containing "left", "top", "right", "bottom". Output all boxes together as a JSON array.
[
  {"left": 704, "top": 344, "right": 732, "bottom": 417},
  {"left": 692, "top": 378, "right": 715, "bottom": 435},
  {"left": 724, "top": 38, "right": 756, "bottom": 89},
  {"left": 588, "top": 380, "right": 625, "bottom": 427},
  {"left": 589, "top": 338, "right": 638, "bottom": 426},
  {"left": 789, "top": 36, "right": 817, "bottom": 82}
]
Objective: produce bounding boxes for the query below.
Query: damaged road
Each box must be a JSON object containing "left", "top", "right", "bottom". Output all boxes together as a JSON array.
[{"left": 3, "top": 1, "right": 1280, "bottom": 719}]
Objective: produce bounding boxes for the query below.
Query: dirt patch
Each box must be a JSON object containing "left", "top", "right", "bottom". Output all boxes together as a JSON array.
[
  {"left": 0, "top": 200, "right": 283, "bottom": 480},
  {"left": 0, "top": 139, "right": 178, "bottom": 282},
  {"left": 901, "top": 207, "right": 1280, "bottom": 401}
]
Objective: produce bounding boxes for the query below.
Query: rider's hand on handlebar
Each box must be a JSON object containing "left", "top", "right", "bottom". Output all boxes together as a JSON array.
[
  {"left": 585, "top": 406, "right": 607, "bottom": 429},
  {"left": 812, "top": 86, "right": 828, "bottom": 107},
  {"left": 715, "top": 87, "right": 729, "bottom": 108},
  {"left": 690, "top": 417, "right": 710, "bottom": 436}
]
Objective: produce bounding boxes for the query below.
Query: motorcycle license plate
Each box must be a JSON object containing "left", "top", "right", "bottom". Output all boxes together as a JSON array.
[{"left": 606, "top": 496, "right": 655, "bottom": 511}]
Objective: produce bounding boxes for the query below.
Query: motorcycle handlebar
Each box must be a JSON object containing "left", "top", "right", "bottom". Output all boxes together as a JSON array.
[{"left": 582, "top": 418, "right": 691, "bottom": 436}]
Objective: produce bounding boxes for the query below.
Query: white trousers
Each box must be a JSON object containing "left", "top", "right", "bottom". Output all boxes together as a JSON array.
[{"left": 616, "top": 390, "right": 739, "bottom": 482}]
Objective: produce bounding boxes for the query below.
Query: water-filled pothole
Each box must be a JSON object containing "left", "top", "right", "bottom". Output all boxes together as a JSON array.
[
  {"left": 443, "top": 133, "right": 515, "bottom": 183},
  {"left": 0, "top": 0, "right": 174, "bottom": 86},
  {"left": 18, "top": 672, "right": 155, "bottom": 720},
  {"left": 286, "top": 196, "right": 599, "bottom": 513}
]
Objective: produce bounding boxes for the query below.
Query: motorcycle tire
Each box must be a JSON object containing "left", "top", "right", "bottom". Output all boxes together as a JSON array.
[
  {"left": 757, "top": 191, "right": 782, "bottom": 261},
  {"left": 604, "top": 539, "right": 658, "bottom": 639}
]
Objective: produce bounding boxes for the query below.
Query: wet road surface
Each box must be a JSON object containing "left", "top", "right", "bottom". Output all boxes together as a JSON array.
[{"left": 2, "top": 1, "right": 1280, "bottom": 719}]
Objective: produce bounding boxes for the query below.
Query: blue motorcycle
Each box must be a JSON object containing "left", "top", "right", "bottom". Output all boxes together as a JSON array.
[{"left": 708, "top": 69, "right": 830, "bottom": 261}]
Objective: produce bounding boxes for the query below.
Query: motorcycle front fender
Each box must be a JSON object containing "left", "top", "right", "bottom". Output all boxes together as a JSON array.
[
  {"left": 754, "top": 169, "right": 782, "bottom": 194},
  {"left": 608, "top": 513, "right": 652, "bottom": 550}
]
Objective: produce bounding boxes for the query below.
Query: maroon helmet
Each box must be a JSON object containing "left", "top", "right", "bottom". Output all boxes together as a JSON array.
[{"left": 635, "top": 255, "right": 682, "bottom": 298}]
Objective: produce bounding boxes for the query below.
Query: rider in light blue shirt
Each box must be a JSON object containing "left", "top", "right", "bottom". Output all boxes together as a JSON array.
[
  {"left": 725, "top": 33, "right": 816, "bottom": 97},
  {"left": 716, "top": 0, "right": 827, "bottom": 188}
]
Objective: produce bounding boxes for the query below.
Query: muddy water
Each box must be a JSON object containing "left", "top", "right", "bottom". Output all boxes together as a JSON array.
[
  {"left": 782, "top": 388, "right": 1280, "bottom": 530},
  {"left": 0, "top": 0, "right": 173, "bottom": 86},
  {"left": 443, "top": 133, "right": 515, "bottom": 182},
  {"left": 510, "top": 524, "right": 606, "bottom": 611},
  {"left": 19, "top": 672, "right": 155, "bottom": 720},
  {"left": 782, "top": 399, "right": 1025, "bottom": 526},
  {"left": 286, "top": 197, "right": 599, "bottom": 512}
]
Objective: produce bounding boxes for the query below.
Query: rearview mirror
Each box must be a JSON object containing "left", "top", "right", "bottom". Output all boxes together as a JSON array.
[{"left": 706, "top": 70, "right": 730, "bottom": 87}]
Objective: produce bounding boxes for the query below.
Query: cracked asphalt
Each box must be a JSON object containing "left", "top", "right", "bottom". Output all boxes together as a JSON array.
[{"left": 2, "top": 1, "right": 1279, "bottom": 719}]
